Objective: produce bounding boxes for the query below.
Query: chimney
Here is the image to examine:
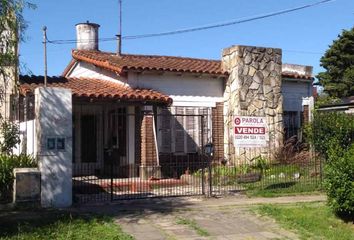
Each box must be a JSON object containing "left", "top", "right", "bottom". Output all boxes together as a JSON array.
[
  {"left": 116, "top": 34, "right": 122, "bottom": 55},
  {"left": 75, "top": 21, "right": 100, "bottom": 51}
]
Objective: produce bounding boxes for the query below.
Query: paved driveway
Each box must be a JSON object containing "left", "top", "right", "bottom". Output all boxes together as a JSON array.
[{"left": 77, "top": 195, "right": 325, "bottom": 240}]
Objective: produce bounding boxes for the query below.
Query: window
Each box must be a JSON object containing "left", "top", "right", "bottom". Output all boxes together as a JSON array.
[{"left": 158, "top": 106, "right": 211, "bottom": 154}]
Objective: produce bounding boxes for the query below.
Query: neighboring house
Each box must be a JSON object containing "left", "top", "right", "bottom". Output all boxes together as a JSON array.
[
  {"left": 18, "top": 22, "right": 314, "bottom": 178},
  {"left": 317, "top": 96, "right": 354, "bottom": 114}
]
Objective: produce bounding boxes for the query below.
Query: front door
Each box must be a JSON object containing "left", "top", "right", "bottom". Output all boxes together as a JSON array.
[{"left": 81, "top": 115, "right": 97, "bottom": 163}]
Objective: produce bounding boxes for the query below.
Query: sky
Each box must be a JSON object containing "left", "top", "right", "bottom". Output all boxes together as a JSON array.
[{"left": 20, "top": 0, "right": 354, "bottom": 79}]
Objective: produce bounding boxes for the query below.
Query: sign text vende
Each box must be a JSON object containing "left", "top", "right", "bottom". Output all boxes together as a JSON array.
[
  {"left": 233, "top": 116, "right": 268, "bottom": 148},
  {"left": 235, "top": 127, "right": 265, "bottom": 135}
]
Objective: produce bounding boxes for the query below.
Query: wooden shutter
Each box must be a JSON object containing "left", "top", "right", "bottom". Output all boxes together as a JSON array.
[
  {"left": 186, "top": 108, "right": 197, "bottom": 153},
  {"left": 198, "top": 108, "right": 209, "bottom": 147},
  {"left": 174, "top": 107, "right": 185, "bottom": 153},
  {"left": 159, "top": 108, "right": 172, "bottom": 153}
]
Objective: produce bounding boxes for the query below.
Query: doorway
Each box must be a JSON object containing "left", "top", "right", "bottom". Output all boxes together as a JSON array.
[{"left": 104, "top": 107, "right": 127, "bottom": 177}]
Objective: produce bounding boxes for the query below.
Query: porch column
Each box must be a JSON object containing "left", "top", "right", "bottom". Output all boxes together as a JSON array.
[
  {"left": 127, "top": 106, "right": 136, "bottom": 177},
  {"left": 140, "top": 107, "right": 161, "bottom": 180}
]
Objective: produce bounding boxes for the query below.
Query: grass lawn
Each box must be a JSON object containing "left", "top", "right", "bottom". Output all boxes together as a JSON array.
[
  {"left": 207, "top": 163, "right": 323, "bottom": 197},
  {"left": 244, "top": 180, "right": 322, "bottom": 197},
  {"left": 0, "top": 211, "right": 133, "bottom": 240},
  {"left": 254, "top": 202, "right": 354, "bottom": 240}
]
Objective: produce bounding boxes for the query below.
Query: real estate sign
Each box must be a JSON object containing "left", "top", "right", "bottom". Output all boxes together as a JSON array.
[{"left": 234, "top": 116, "right": 268, "bottom": 148}]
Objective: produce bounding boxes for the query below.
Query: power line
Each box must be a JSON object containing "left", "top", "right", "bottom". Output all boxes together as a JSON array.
[
  {"left": 124, "top": 0, "right": 335, "bottom": 40},
  {"left": 46, "top": 0, "right": 335, "bottom": 44}
]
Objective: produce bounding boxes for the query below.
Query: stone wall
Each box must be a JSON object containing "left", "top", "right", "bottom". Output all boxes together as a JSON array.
[{"left": 222, "top": 45, "right": 284, "bottom": 163}]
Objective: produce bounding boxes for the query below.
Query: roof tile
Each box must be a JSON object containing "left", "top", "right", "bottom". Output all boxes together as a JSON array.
[
  {"left": 71, "top": 49, "right": 313, "bottom": 80},
  {"left": 19, "top": 76, "right": 172, "bottom": 105}
]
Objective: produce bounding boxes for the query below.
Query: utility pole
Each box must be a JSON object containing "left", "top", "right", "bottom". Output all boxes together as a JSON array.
[
  {"left": 116, "top": 0, "right": 122, "bottom": 55},
  {"left": 42, "top": 26, "right": 47, "bottom": 86}
]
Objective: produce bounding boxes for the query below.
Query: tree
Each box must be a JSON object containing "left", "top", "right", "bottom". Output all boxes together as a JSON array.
[
  {"left": 0, "top": 1, "right": 34, "bottom": 155},
  {"left": 0, "top": 0, "right": 35, "bottom": 119},
  {"left": 317, "top": 27, "right": 354, "bottom": 98}
]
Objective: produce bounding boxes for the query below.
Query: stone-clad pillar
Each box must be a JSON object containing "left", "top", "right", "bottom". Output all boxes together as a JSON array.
[{"left": 222, "top": 45, "right": 284, "bottom": 163}]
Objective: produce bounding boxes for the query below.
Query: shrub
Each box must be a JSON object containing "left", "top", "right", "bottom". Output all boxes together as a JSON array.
[
  {"left": 0, "top": 154, "right": 36, "bottom": 202},
  {"left": 251, "top": 155, "right": 270, "bottom": 174},
  {"left": 275, "top": 136, "right": 311, "bottom": 166},
  {"left": 325, "top": 142, "right": 354, "bottom": 217},
  {"left": 0, "top": 120, "right": 20, "bottom": 154},
  {"left": 306, "top": 112, "right": 354, "bottom": 159}
]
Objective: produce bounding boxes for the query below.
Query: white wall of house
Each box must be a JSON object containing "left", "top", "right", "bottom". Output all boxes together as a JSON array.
[
  {"left": 67, "top": 61, "right": 127, "bottom": 84},
  {"left": 13, "top": 120, "right": 36, "bottom": 156},
  {"left": 67, "top": 62, "right": 225, "bottom": 108},
  {"left": 128, "top": 72, "right": 225, "bottom": 107},
  {"left": 282, "top": 78, "right": 312, "bottom": 132},
  {"left": 282, "top": 79, "right": 312, "bottom": 112}
]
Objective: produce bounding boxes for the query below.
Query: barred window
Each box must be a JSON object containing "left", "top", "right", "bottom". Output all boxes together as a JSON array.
[{"left": 158, "top": 106, "right": 211, "bottom": 154}]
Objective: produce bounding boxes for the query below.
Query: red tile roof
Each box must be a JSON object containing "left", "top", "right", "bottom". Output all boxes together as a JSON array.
[
  {"left": 20, "top": 76, "right": 172, "bottom": 105},
  {"left": 70, "top": 50, "right": 313, "bottom": 80},
  {"left": 71, "top": 50, "right": 228, "bottom": 76}
]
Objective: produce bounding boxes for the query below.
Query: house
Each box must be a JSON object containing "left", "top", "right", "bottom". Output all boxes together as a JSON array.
[
  {"left": 18, "top": 22, "right": 314, "bottom": 179},
  {"left": 317, "top": 96, "right": 354, "bottom": 114}
]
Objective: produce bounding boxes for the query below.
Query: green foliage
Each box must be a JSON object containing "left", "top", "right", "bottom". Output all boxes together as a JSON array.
[
  {"left": 0, "top": 154, "right": 36, "bottom": 202},
  {"left": 314, "top": 93, "right": 341, "bottom": 109},
  {"left": 0, "top": 0, "right": 35, "bottom": 101},
  {"left": 307, "top": 111, "right": 354, "bottom": 159},
  {"left": 0, "top": 120, "right": 20, "bottom": 154},
  {"left": 317, "top": 27, "right": 354, "bottom": 97},
  {"left": 252, "top": 155, "right": 270, "bottom": 173},
  {"left": 255, "top": 202, "right": 354, "bottom": 240},
  {"left": 325, "top": 143, "right": 354, "bottom": 217},
  {"left": 307, "top": 112, "right": 354, "bottom": 217},
  {"left": 212, "top": 165, "right": 239, "bottom": 177},
  {"left": 1, "top": 213, "right": 133, "bottom": 240}
]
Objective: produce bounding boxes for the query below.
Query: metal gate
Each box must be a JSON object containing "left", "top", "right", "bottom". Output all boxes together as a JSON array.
[{"left": 72, "top": 107, "right": 213, "bottom": 204}]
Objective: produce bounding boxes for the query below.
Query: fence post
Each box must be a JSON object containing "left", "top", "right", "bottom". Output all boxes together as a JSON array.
[
  {"left": 200, "top": 115, "right": 205, "bottom": 196},
  {"left": 208, "top": 155, "right": 213, "bottom": 197}
]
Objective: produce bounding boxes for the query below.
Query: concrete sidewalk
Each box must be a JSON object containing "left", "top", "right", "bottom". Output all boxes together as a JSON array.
[{"left": 77, "top": 194, "right": 325, "bottom": 240}]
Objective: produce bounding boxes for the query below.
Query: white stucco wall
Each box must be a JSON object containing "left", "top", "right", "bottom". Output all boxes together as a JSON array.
[
  {"left": 35, "top": 87, "right": 72, "bottom": 208},
  {"left": 69, "top": 62, "right": 225, "bottom": 107},
  {"left": 282, "top": 79, "right": 312, "bottom": 112},
  {"left": 67, "top": 61, "right": 127, "bottom": 84},
  {"left": 129, "top": 72, "right": 224, "bottom": 107},
  {"left": 13, "top": 120, "right": 36, "bottom": 156}
]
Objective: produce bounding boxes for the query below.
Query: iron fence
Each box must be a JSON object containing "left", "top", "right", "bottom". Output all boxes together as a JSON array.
[
  {"left": 0, "top": 94, "right": 325, "bottom": 204},
  {"left": 71, "top": 107, "right": 323, "bottom": 204}
]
